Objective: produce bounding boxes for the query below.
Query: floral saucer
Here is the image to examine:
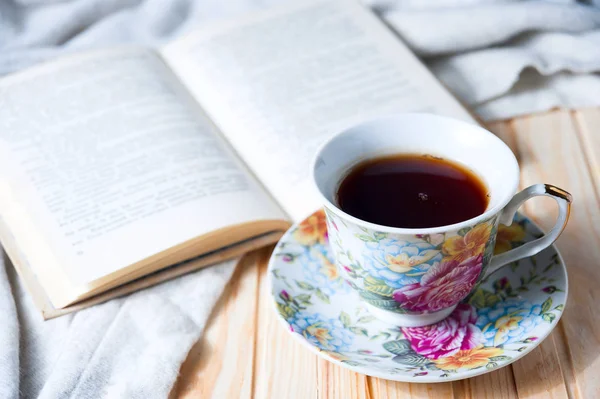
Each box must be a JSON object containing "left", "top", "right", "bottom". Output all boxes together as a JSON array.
[{"left": 268, "top": 210, "right": 567, "bottom": 382}]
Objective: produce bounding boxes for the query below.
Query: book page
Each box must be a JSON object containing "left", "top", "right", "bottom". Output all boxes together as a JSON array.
[
  {"left": 0, "top": 48, "right": 284, "bottom": 287},
  {"left": 161, "top": 0, "right": 475, "bottom": 221}
]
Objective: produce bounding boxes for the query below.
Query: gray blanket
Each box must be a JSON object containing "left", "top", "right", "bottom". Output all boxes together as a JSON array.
[{"left": 0, "top": 0, "right": 599, "bottom": 398}]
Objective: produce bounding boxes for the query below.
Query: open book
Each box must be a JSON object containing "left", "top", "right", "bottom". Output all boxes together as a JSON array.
[{"left": 0, "top": 0, "right": 474, "bottom": 319}]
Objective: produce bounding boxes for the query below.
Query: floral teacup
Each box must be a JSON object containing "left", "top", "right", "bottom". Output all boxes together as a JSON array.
[{"left": 311, "top": 113, "right": 572, "bottom": 327}]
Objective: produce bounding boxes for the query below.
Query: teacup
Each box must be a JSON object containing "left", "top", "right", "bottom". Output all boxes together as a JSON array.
[{"left": 311, "top": 113, "right": 571, "bottom": 327}]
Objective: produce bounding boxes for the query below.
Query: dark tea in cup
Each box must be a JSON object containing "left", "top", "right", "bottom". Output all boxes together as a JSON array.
[{"left": 336, "top": 154, "right": 489, "bottom": 229}]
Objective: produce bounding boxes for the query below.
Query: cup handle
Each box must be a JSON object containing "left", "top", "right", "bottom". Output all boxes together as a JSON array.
[{"left": 483, "top": 184, "right": 572, "bottom": 279}]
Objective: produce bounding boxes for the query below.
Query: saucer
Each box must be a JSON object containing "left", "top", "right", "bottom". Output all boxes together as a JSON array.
[{"left": 268, "top": 210, "right": 567, "bottom": 383}]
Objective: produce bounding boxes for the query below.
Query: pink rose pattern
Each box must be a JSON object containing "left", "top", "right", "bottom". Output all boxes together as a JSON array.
[
  {"left": 393, "top": 255, "right": 483, "bottom": 312},
  {"left": 401, "top": 303, "right": 483, "bottom": 359}
]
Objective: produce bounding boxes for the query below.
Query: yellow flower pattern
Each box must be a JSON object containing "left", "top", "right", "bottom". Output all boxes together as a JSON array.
[
  {"left": 494, "top": 223, "right": 526, "bottom": 254},
  {"left": 434, "top": 346, "right": 504, "bottom": 371},
  {"left": 305, "top": 322, "right": 333, "bottom": 349},
  {"left": 493, "top": 315, "right": 523, "bottom": 346},
  {"left": 294, "top": 210, "right": 328, "bottom": 246},
  {"left": 443, "top": 223, "right": 493, "bottom": 263},
  {"left": 316, "top": 252, "right": 340, "bottom": 280},
  {"left": 384, "top": 249, "right": 440, "bottom": 274}
]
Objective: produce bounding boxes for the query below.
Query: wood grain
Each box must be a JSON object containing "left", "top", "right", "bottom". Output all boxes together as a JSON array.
[
  {"left": 489, "top": 116, "right": 571, "bottom": 399},
  {"left": 452, "top": 367, "right": 518, "bottom": 399},
  {"left": 174, "top": 109, "right": 600, "bottom": 398},
  {"left": 509, "top": 111, "right": 600, "bottom": 399},
  {"left": 370, "top": 379, "right": 453, "bottom": 398},
  {"left": 173, "top": 252, "right": 261, "bottom": 399},
  {"left": 253, "top": 249, "right": 320, "bottom": 399},
  {"left": 317, "top": 359, "right": 371, "bottom": 399}
]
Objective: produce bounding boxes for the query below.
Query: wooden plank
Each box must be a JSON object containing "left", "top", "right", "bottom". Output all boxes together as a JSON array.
[
  {"left": 506, "top": 110, "right": 600, "bottom": 399},
  {"left": 451, "top": 367, "right": 518, "bottom": 399},
  {"left": 552, "top": 324, "right": 580, "bottom": 399},
  {"left": 486, "top": 120, "right": 519, "bottom": 154},
  {"left": 565, "top": 108, "right": 600, "bottom": 399},
  {"left": 487, "top": 117, "right": 574, "bottom": 399},
  {"left": 317, "top": 359, "right": 370, "bottom": 399},
  {"left": 573, "top": 109, "right": 600, "bottom": 182},
  {"left": 252, "top": 248, "right": 319, "bottom": 398},
  {"left": 487, "top": 117, "right": 571, "bottom": 399},
  {"left": 511, "top": 338, "right": 569, "bottom": 399},
  {"left": 488, "top": 122, "right": 566, "bottom": 397},
  {"left": 369, "top": 379, "right": 453, "bottom": 398},
  {"left": 172, "top": 252, "right": 261, "bottom": 399}
]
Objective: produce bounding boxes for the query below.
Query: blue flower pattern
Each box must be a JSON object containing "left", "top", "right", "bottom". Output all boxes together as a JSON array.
[
  {"left": 288, "top": 311, "right": 354, "bottom": 353},
  {"left": 362, "top": 238, "right": 442, "bottom": 287},
  {"left": 298, "top": 243, "right": 350, "bottom": 296},
  {"left": 476, "top": 298, "right": 543, "bottom": 346}
]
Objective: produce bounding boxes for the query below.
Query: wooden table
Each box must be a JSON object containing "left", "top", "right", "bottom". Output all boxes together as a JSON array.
[{"left": 172, "top": 109, "right": 600, "bottom": 399}]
